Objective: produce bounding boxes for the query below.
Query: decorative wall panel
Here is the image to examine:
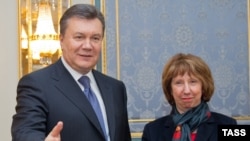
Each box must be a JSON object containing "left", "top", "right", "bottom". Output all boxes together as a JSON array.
[{"left": 104, "top": 0, "right": 250, "bottom": 137}]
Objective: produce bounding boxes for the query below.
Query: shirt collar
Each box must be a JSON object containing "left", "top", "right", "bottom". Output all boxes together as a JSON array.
[{"left": 61, "top": 57, "right": 94, "bottom": 82}]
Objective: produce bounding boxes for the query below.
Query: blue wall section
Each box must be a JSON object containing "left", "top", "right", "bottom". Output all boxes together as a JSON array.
[
  {"left": 132, "top": 138, "right": 141, "bottom": 141},
  {"left": 104, "top": 0, "right": 250, "bottom": 136}
]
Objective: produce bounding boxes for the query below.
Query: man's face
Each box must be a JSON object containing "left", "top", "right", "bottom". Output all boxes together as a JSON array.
[{"left": 60, "top": 17, "right": 103, "bottom": 74}]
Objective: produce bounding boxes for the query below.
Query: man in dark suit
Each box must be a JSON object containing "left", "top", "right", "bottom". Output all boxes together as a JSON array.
[{"left": 11, "top": 4, "right": 131, "bottom": 141}]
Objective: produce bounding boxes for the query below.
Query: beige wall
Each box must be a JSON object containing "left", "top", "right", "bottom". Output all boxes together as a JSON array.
[
  {"left": 0, "top": 0, "right": 91, "bottom": 140},
  {"left": 0, "top": 0, "right": 18, "bottom": 140}
]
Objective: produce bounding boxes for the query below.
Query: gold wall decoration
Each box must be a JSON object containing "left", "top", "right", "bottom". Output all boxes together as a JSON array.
[{"left": 18, "top": 0, "right": 71, "bottom": 77}]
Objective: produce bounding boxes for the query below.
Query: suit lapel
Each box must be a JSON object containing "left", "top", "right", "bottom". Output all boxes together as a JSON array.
[
  {"left": 162, "top": 116, "right": 176, "bottom": 140},
  {"left": 93, "top": 70, "right": 116, "bottom": 141},
  {"left": 51, "top": 60, "right": 105, "bottom": 138},
  {"left": 195, "top": 116, "right": 215, "bottom": 141}
]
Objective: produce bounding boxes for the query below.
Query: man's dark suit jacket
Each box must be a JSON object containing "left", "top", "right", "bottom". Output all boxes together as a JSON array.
[
  {"left": 11, "top": 59, "right": 131, "bottom": 141},
  {"left": 142, "top": 112, "right": 237, "bottom": 141}
]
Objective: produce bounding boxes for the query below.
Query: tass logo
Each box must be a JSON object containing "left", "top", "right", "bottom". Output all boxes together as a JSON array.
[
  {"left": 221, "top": 128, "right": 246, "bottom": 136},
  {"left": 218, "top": 125, "right": 250, "bottom": 141}
]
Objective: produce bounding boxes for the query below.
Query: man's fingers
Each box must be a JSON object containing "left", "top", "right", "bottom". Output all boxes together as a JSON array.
[{"left": 49, "top": 121, "right": 63, "bottom": 137}]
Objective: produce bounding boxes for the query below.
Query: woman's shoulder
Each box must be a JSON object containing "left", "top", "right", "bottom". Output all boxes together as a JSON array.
[
  {"left": 210, "top": 112, "right": 237, "bottom": 124},
  {"left": 144, "top": 115, "right": 173, "bottom": 128}
]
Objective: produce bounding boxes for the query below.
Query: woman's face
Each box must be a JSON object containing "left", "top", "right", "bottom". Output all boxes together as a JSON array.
[{"left": 171, "top": 72, "right": 202, "bottom": 114}]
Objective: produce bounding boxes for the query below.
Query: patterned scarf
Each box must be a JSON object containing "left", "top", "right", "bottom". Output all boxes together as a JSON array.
[{"left": 172, "top": 101, "right": 211, "bottom": 141}]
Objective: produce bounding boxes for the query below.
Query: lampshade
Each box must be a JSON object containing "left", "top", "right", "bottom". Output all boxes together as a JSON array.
[{"left": 30, "top": 0, "right": 59, "bottom": 61}]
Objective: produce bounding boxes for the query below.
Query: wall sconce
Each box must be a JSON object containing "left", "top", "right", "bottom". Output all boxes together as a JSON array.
[{"left": 19, "top": 0, "right": 71, "bottom": 77}]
